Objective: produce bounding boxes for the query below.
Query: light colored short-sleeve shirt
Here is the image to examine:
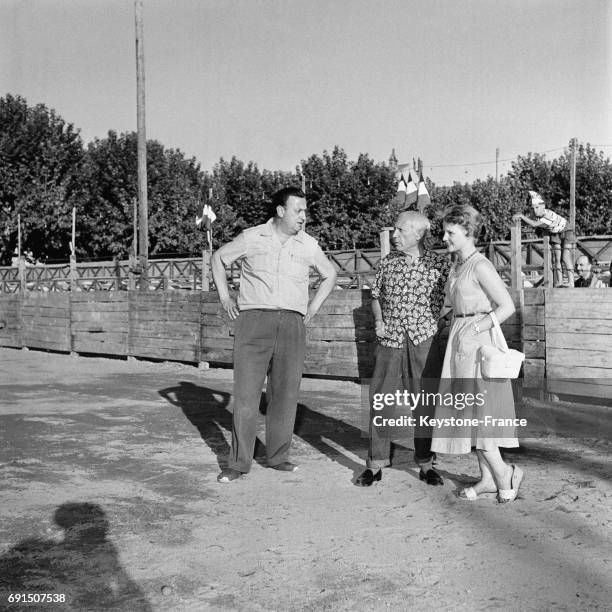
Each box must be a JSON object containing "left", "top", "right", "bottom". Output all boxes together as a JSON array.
[
  {"left": 539, "top": 208, "right": 567, "bottom": 233},
  {"left": 219, "top": 219, "right": 330, "bottom": 315}
]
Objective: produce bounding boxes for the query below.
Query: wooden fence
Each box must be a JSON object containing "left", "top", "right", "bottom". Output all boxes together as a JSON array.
[
  {"left": 3, "top": 235, "right": 611, "bottom": 294},
  {"left": 2, "top": 288, "right": 610, "bottom": 399},
  {"left": 0, "top": 289, "right": 521, "bottom": 379}
]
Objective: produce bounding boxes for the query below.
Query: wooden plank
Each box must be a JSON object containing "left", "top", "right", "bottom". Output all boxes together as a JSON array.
[
  {"left": 22, "top": 340, "right": 69, "bottom": 352},
  {"left": 547, "top": 347, "right": 612, "bottom": 369},
  {"left": 71, "top": 301, "right": 129, "bottom": 312},
  {"left": 201, "top": 302, "right": 225, "bottom": 314},
  {"left": 71, "top": 320, "right": 129, "bottom": 332},
  {"left": 130, "top": 320, "right": 200, "bottom": 333},
  {"left": 22, "top": 294, "right": 69, "bottom": 307},
  {"left": 546, "top": 380, "right": 612, "bottom": 400},
  {"left": 201, "top": 314, "right": 233, "bottom": 327},
  {"left": 523, "top": 325, "right": 545, "bottom": 341},
  {"left": 130, "top": 337, "right": 199, "bottom": 351},
  {"left": 71, "top": 311, "right": 128, "bottom": 323},
  {"left": 307, "top": 328, "right": 377, "bottom": 342},
  {"left": 304, "top": 313, "right": 374, "bottom": 328},
  {"left": 129, "top": 345, "right": 198, "bottom": 361},
  {"left": 21, "top": 307, "right": 70, "bottom": 318},
  {"left": 523, "top": 359, "right": 545, "bottom": 388},
  {"left": 547, "top": 364, "right": 612, "bottom": 379},
  {"left": 22, "top": 318, "right": 70, "bottom": 328},
  {"left": 523, "top": 340, "right": 545, "bottom": 359},
  {"left": 200, "top": 326, "right": 234, "bottom": 339},
  {"left": 523, "top": 288, "right": 545, "bottom": 305},
  {"left": 545, "top": 302, "right": 612, "bottom": 319},
  {"left": 547, "top": 332, "right": 612, "bottom": 352},
  {"left": 201, "top": 338, "right": 234, "bottom": 350},
  {"left": 546, "top": 318, "right": 612, "bottom": 335},
  {"left": 72, "top": 331, "right": 127, "bottom": 343},
  {"left": 523, "top": 305, "right": 545, "bottom": 326},
  {"left": 200, "top": 347, "right": 233, "bottom": 362},
  {"left": 546, "top": 288, "right": 612, "bottom": 303},
  {"left": 129, "top": 292, "right": 201, "bottom": 304},
  {"left": 71, "top": 292, "right": 128, "bottom": 303},
  {"left": 72, "top": 339, "right": 127, "bottom": 355}
]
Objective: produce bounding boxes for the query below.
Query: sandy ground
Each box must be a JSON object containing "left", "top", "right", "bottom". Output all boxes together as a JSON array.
[{"left": 0, "top": 346, "right": 611, "bottom": 611}]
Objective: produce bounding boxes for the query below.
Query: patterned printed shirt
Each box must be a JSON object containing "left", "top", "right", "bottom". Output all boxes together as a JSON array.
[{"left": 371, "top": 249, "right": 451, "bottom": 348}]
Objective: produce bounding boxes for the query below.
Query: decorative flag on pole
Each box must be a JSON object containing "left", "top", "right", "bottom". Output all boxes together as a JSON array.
[
  {"left": 416, "top": 171, "right": 431, "bottom": 213},
  {"left": 405, "top": 171, "right": 418, "bottom": 208},
  {"left": 196, "top": 203, "right": 217, "bottom": 229},
  {"left": 391, "top": 172, "right": 408, "bottom": 207}
]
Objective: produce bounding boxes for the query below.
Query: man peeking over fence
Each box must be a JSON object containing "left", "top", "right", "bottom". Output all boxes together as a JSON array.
[{"left": 211, "top": 186, "right": 337, "bottom": 483}]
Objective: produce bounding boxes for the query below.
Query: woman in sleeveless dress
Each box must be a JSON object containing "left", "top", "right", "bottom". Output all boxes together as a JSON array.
[{"left": 431, "top": 205, "right": 525, "bottom": 503}]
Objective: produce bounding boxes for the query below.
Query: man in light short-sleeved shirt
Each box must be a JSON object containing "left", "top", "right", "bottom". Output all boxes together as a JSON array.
[{"left": 212, "top": 187, "right": 337, "bottom": 482}]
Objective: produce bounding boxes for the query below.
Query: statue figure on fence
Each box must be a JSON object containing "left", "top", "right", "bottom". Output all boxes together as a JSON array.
[
  {"left": 355, "top": 211, "right": 451, "bottom": 487},
  {"left": 211, "top": 186, "right": 337, "bottom": 483},
  {"left": 513, "top": 191, "right": 575, "bottom": 287}
]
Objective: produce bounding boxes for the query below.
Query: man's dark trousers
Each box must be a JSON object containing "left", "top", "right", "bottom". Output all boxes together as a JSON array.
[
  {"left": 228, "top": 309, "right": 306, "bottom": 473},
  {"left": 367, "top": 332, "right": 443, "bottom": 470}
]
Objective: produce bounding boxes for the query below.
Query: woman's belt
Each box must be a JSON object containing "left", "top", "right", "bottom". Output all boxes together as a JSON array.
[{"left": 453, "top": 311, "right": 492, "bottom": 318}]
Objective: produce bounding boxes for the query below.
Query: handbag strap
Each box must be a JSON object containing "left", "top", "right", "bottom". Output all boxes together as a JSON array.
[{"left": 489, "top": 311, "right": 509, "bottom": 352}]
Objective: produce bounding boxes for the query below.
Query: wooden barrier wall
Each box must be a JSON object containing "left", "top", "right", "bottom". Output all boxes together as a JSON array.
[{"left": 0, "top": 289, "right": 522, "bottom": 380}]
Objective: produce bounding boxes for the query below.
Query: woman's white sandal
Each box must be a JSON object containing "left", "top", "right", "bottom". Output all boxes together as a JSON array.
[{"left": 497, "top": 465, "right": 524, "bottom": 503}]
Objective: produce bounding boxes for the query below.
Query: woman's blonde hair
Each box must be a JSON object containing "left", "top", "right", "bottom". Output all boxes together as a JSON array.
[{"left": 442, "top": 204, "right": 483, "bottom": 239}]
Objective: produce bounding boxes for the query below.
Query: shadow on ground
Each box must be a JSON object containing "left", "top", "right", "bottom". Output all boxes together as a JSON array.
[{"left": 0, "top": 503, "right": 151, "bottom": 612}]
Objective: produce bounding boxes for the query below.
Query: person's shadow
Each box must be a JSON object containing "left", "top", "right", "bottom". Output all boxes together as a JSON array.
[
  {"left": 0, "top": 503, "right": 151, "bottom": 611},
  {"left": 158, "top": 381, "right": 267, "bottom": 468}
]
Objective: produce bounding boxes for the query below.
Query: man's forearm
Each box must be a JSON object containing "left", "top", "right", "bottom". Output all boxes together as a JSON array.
[
  {"left": 371, "top": 299, "right": 383, "bottom": 323},
  {"left": 211, "top": 253, "right": 230, "bottom": 299},
  {"left": 308, "top": 274, "right": 336, "bottom": 315}
]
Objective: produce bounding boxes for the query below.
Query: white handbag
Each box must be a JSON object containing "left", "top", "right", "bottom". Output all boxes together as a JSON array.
[{"left": 479, "top": 311, "right": 525, "bottom": 379}]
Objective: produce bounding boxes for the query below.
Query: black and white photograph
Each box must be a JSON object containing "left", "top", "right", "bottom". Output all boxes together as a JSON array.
[{"left": 1, "top": 1, "right": 611, "bottom": 610}]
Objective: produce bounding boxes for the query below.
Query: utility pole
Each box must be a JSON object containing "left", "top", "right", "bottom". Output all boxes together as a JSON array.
[
  {"left": 569, "top": 138, "right": 577, "bottom": 231},
  {"left": 495, "top": 147, "right": 500, "bottom": 182},
  {"left": 135, "top": 0, "right": 148, "bottom": 288}
]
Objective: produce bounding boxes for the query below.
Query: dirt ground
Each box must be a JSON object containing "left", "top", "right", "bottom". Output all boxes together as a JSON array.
[{"left": 0, "top": 346, "right": 611, "bottom": 611}]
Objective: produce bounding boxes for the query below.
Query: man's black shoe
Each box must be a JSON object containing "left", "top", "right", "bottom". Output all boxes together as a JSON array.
[
  {"left": 355, "top": 469, "right": 382, "bottom": 487},
  {"left": 267, "top": 461, "right": 298, "bottom": 472},
  {"left": 419, "top": 468, "right": 444, "bottom": 486}
]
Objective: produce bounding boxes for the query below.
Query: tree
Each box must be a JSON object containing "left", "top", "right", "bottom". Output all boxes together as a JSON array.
[
  {"left": 0, "top": 94, "right": 85, "bottom": 264},
  {"left": 80, "top": 131, "right": 210, "bottom": 259}
]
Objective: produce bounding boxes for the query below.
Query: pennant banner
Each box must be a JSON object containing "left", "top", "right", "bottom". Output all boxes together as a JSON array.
[{"left": 416, "top": 172, "right": 431, "bottom": 213}]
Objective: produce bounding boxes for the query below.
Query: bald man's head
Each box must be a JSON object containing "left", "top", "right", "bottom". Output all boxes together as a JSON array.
[{"left": 576, "top": 255, "right": 592, "bottom": 280}]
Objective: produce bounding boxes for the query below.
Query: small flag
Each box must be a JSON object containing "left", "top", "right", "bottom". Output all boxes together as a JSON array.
[
  {"left": 416, "top": 172, "right": 431, "bottom": 213},
  {"left": 196, "top": 203, "right": 217, "bottom": 229},
  {"left": 390, "top": 173, "right": 407, "bottom": 207},
  {"left": 405, "top": 171, "right": 418, "bottom": 207},
  {"left": 396, "top": 173, "right": 408, "bottom": 193}
]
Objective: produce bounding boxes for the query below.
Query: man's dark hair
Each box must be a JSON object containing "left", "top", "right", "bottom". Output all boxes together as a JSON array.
[{"left": 269, "top": 187, "right": 305, "bottom": 217}]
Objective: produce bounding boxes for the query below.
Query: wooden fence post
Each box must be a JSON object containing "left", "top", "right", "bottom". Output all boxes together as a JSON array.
[
  {"left": 18, "top": 257, "right": 26, "bottom": 295},
  {"left": 201, "top": 249, "right": 211, "bottom": 291},
  {"left": 69, "top": 255, "right": 77, "bottom": 293},
  {"left": 379, "top": 227, "right": 393, "bottom": 259},
  {"left": 542, "top": 235, "right": 551, "bottom": 288},
  {"left": 510, "top": 219, "right": 522, "bottom": 290}
]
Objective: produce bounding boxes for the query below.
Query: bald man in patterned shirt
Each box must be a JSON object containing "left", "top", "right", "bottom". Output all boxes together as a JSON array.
[{"left": 356, "top": 211, "right": 451, "bottom": 487}]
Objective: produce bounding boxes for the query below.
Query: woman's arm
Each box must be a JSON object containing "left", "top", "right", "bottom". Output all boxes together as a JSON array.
[{"left": 472, "top": 259, "right": 515, "bottom": 331}]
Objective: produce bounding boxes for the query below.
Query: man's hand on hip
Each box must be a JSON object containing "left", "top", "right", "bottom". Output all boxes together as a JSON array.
[{"left": 220, "top": 296, "right": 239, "bottom": 320}]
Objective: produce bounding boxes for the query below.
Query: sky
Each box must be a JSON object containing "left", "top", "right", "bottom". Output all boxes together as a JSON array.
[{"left": 2, "top": 0, "right": 611, "bottom": 185}]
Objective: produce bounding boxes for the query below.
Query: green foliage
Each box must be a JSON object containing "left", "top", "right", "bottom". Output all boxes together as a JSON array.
[
  {"left": 80, "top": 131, "right": 210, "bottom": 259},
  {"left": 0, "top": 94, "right": 85, "bottom": 264},
  {"left": 301, "top": 147, "right": 396, "bottom": 249},
  {"left": 2, "top": 94, "right": 611, "bottom": 263}
]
